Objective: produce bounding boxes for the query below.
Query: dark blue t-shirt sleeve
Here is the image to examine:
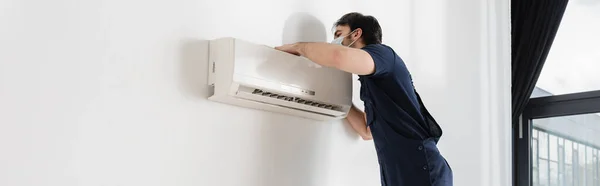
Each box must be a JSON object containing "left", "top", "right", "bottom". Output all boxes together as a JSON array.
[{"left": 361, "top": 44, "right": 395, "bottom": 77}]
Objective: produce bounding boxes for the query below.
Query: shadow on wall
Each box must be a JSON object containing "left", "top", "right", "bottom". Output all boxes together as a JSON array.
[
  {"left": 281, "top": 12, "right": 329, "bottom": 44},
  {"left": 256, "top": 12, "right": 336, "bottom": 186},
  {"left": 178, "top": 39, "right": 211, "bottom": 99}
]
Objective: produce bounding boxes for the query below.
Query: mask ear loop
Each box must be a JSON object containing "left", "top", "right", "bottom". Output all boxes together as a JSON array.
[
  {"left": 347, "top": 29, "right": 359, "bottom": 47},
  {"left": 348, "top": 39, "right": 358, "bottom": 47}
]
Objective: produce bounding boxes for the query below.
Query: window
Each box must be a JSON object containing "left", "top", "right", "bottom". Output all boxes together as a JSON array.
[
  {"left": 516, "top": 93, "right": 600, "bottom": 186},
  {"left": 514, "top": 2, "right": 600, "bottom": 186}
]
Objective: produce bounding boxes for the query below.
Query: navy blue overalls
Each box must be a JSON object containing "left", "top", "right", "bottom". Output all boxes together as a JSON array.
[{"left": 359, "top": 44, "right": 453, "bottom": 186}]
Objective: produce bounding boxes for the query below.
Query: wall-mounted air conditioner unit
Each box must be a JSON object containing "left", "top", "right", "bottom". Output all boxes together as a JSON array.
[{"left": 207, "top": 37, "right": 353, "bottom": 121}]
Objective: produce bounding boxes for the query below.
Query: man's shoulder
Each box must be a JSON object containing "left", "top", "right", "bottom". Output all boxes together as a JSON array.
[
  {"left": 361, "top": 44, "right": 397, "bottom": 58},
  {"left": 361, "top": 44, "right": 398, "bottom": 58}
]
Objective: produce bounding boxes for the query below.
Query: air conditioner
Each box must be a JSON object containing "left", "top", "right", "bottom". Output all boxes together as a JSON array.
[{"left": 207, "top": 37, "right": 353, "bottom": 121}]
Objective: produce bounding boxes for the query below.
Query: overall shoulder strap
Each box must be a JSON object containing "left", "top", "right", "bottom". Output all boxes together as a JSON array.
[{"left": 414, "top": 89, "right": 444, "bottom": 143}]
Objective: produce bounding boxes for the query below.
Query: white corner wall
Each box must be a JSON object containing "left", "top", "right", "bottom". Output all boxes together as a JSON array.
[{"left": 0, "top": 0, "right": 511, "bottom": 186}]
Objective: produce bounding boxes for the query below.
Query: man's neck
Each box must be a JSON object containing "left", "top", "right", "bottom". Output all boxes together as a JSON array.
[{"left": 353, "top": 43, "right": 366, "bottom": 49}]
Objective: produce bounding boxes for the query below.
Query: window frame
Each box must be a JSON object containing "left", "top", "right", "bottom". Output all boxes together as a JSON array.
[{"left": 514, "top": 90, "right": 600, "bottom": 186}]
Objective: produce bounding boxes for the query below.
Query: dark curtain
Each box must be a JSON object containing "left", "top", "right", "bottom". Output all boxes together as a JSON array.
[
  {"left": 512, "top": 1, "right": 569, "bottom": 185},
  {"left": 511, "top": 0, "right": 569, "bottom": 122}
]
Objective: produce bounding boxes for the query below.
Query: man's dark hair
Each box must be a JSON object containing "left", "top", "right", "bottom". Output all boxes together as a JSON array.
[{"left": 334, "top": 12, "right": 383, "bottom": 45}]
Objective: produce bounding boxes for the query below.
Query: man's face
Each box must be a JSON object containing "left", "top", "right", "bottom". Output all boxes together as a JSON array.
[{"left": 333, "top": 25, "right": 356, "bottom": 47}]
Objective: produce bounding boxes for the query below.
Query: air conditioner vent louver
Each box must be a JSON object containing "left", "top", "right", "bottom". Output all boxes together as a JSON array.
[{"left": 251, "top": 89, "right": 339, "bottom": 111}]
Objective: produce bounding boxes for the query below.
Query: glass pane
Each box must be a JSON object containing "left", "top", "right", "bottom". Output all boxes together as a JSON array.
[
  {"left": 566, "top": 140, "right": 573, "bottom": 165},
  {"left": 550, "top": 161, "right": 558, "bottom": 186},
  {"left": 587, "top": 147, "right": 594, "bottom": 185},
  {"left": 580, "top": 144, "right": 586, "bottom": 167},
  {"left": 531, "top": 112, "right": 600, "bottom": 186},
  {"left": 533, "top": 168, "right": 539, "bottom": 186},
  {"left": 540, "top": 159, "right": 549, "bottom": 186},
  {"left": 566, "top": 164, "right": 573, "bottom": 186},
  {"left": 587, "top": 146, "right": 593, "bottom": 164},
  {"left": 558, "top": 146, "right": 564, "bottom": 185},
  {"left": 533, "top": 139, "right": 539, "bottom": 168},
  {"left": 574, "top": 149, "right": 581, "bottom": 186},
  {"left": 596, "top": 152, "right": 600, "bottom": 186},
  {"left": 559, "top": 138, "right": 564, "bottom": 146},
  {"left": 540, "top": 131, "right": 549, "bottom": 159},
  {"left": 531, "top": 1, "right": 600, "bottom": 97},
  {"left": 550, "top": 135, "right": 558, "bottom": 161},
  {"left": 593, "top": 152, "right": 598, "bottom": 186}
]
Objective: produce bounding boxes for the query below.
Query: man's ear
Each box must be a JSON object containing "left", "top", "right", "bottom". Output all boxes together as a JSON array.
[{"left": 352, "top": 28, "right": 363, "bottom": 40}]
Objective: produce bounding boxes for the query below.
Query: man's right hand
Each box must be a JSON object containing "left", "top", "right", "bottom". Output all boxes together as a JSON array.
[{"left": 362, "top": 127, "right": 373, "bottom": 140}]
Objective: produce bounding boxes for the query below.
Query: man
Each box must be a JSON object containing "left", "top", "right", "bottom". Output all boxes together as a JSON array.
[{"left": 275, "top": 12, "right": 453, "bottom": 186}]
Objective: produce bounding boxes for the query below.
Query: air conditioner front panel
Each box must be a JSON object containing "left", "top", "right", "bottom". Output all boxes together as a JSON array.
[
  {"left": 208, "top": 37, "right": 353, "bottom": 121},
  {"left": 232, "top": 40, "right": 352, "bottom": 106}
]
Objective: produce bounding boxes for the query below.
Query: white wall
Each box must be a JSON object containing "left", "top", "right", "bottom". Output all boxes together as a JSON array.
[{"left": 0, "top": 0, "right": 511, "bottom": 186}]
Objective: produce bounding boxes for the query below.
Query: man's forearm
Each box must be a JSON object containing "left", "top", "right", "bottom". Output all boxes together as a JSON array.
[
  {"left": 288, "top": 42, "right": 375, "bottom": 75},
  {"left": 346, "top": 105, "right": 372, "bottom": 140}
]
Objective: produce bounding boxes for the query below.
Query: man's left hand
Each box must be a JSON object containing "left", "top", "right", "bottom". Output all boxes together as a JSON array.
[{"left": 274, "top": 43, "right": 301, "bottom": 56}]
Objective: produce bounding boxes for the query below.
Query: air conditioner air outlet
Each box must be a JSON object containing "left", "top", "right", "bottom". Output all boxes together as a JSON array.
[{"left": 243, "top": 87, "right": 343, "bottom": 112}]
